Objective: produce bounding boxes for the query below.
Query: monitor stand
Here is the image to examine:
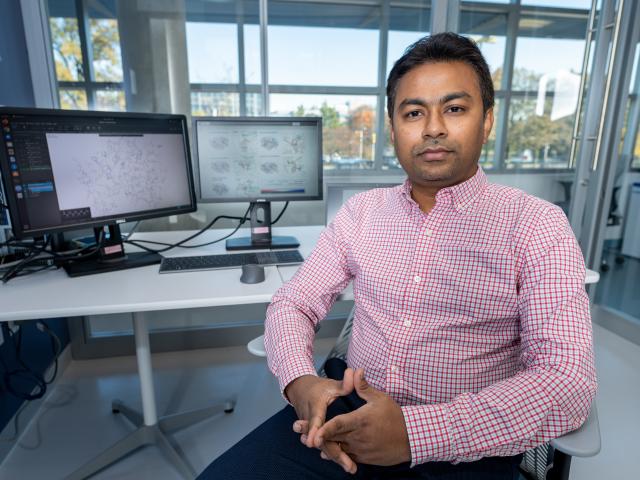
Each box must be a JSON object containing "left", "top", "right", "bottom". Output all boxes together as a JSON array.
[
  {"left": 63, "top": 224, "right": 161, "bottom": 277},
  {"left": 226, "top": 201, "right": 299, "bottom": 251}
]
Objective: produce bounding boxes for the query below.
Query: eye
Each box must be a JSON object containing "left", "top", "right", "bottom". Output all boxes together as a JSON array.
[
  {"left": 446, "top": 105, "right": 465, "bottom": 113},
  {"left": 405, "top": 110, "right": 422, "bottom": 119}
]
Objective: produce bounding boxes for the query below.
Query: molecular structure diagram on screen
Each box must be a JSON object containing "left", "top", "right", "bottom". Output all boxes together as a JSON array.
[
  {"left": 260, "top": 136, "right": 278, "bottom": 151},
  {"left": 260, "top": 162, "right": 279, "bottom": 174},
  {"left": 209, "top": 136, "right": 229, "bottom": 150}
]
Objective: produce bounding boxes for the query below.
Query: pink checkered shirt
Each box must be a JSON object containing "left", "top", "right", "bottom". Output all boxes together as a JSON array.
[{"left": 265, "top": 167, "right": 597, "bottom": 466}]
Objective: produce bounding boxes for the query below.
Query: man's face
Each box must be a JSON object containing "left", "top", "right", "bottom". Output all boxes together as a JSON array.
[{"left": 390, "top": 61, "right": 493, "bottom": 190}]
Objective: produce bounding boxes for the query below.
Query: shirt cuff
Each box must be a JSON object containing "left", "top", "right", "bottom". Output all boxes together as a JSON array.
[
  {"left": 275, "top": 355, "right": 318, "bottom": 402},
  {"left": 401, "top": 403, "right": 455, "bottom": 466}
]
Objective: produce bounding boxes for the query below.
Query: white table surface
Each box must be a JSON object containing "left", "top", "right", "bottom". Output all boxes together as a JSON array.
[{"left": 0, "top": 225, "right": 600, "bottom": 322}]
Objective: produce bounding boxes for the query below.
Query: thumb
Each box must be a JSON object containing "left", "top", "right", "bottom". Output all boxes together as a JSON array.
[{"left": 354, "top": 368, "right": 378, "bottom": 402}]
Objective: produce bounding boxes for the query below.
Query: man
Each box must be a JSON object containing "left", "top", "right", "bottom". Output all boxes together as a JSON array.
[{"left": 198, "top": 32, "right": 596, "bottom": 479}]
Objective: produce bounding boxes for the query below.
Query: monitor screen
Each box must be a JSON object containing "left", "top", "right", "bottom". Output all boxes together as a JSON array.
[
  {"left": 0, "top": 108, "right": 196, "bottom": 239},
  {"left": 193, "top": 117, "right": 323, "bottom": 203}
]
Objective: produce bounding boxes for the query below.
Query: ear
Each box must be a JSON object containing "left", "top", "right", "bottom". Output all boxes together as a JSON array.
[
  {"left": 482, "top": 107, "right": 494, "bottom": 145},
  {"left": 389, "top": 119, "right": 396, "bottom": 144}
]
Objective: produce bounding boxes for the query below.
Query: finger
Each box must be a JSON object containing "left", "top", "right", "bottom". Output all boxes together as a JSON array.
[
  {"left": 300, "top": 434, "right": 308, "bottom": 445},
  {"left": 293, "top": 420, "right": 309, "bottom": 434},
  {"left": 321, "top": 441, "right": 357, "bottom": 474},
  {"left": 336, "top": 368, "right": 355, "bottom": 396},
  {"left": 306, "top": 410, "right": 327, "bottom": 448},
  {"left": 315, "top": 413, "right": 355, "bottom": 447},
  {"left": 354, "top": 368, "right": 377, "bottom": 402}
]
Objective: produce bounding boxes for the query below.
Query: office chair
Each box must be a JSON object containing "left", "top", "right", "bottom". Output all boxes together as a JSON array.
[{"left": 315, "top": 307, "right": 601, "bottom": 480}]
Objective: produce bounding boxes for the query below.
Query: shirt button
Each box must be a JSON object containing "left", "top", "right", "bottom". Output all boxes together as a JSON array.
[
  {"left": 413, "top": 275, "right": 421, "bottom": 283},
  {"left": 403, "top": 319, "right": 412, "bottom": 327},
  {"left": 390, "top": 365, "right": 398, "bottom": 373},
  {"left": 425, "top": 229, "right": 433, "bottom": 237}
]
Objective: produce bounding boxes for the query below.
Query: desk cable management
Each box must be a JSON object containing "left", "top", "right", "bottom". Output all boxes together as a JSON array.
[
  {"left": 0, "top": 320, "right": 63, "bottom": 443},
  {"left": 0, "top": 202, "right": 289, "bottom": 283}
]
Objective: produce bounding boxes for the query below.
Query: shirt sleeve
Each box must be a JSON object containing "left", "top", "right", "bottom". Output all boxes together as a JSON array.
[
  {"left": 401, "top": 205, "right": 598, "bottom": 465},
  {"left": 264, "top": 201, "right": 356, "bottom": 397}
]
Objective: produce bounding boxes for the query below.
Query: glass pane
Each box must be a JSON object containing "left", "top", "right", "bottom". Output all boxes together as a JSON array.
[
  {"left": 268, "top": 1, "right": 379, "bottom": 87},
  {"left": 480, "top": 99, "right": 500, "bottom": 170},
  {"left": 89, "top": 18, "right": 124, "bottom": 82},
  {"left": 187, "top": 22, "right": 239, "bottom": 83},
  {"left": 191, "top": 92, "right": 240, "bottom": 116},
  {"left": 59, "top": 89, "right": 88, "bottom": 110},
  {"left": 244, "top": 24, "right": 261, "bottom": 84},
  {"left": 513, "top": 37, "right": 585, "bottom": 92},
  {"left": 245, "top": 93, "right": 263, "bottom": 116},
  {"left": 270, "top": 94, "right": 377, "bottom": 169},
  {"left": 49, "top": 17, "right": 84, "bottom": 81},
  {"left": 459, "top": 10, "right": 508, "bottom": 90},
  {"left": 95, "top": 90, "right": 126, "bottom": 111},
  {"left": 387, "top": 3, "right": 431, "bottom": 76},
  {"left": 522, "top": 0, "right": 591, "bottom": 8},
  {"left": 506, "top": 96, "right": 574, "bottom": 169},
  {"left": 633, "top": 128, "right": 640, "bottom": 169}
]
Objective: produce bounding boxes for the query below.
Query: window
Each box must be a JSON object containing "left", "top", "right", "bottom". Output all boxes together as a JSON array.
[
  {"left": 46, "top": 0, "right": 592, "bottom": 175},
  {"left": 48, "top": 0, "right": 125, "bottom": 111}
]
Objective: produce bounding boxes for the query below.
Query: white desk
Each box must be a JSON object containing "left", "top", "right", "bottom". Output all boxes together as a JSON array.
[{"left": 0, "top": 228, "right": 285, "bottom": 480}]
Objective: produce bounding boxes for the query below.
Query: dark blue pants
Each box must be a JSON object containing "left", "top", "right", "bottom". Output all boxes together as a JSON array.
[{"left": 197, "top": 394, "right": 522, "bottom": 479}]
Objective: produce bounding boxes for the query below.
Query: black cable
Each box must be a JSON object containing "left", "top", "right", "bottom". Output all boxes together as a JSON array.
[
  {"left": 271, "top": 202, "right": 289, "bottom": 225},
  {"left": 1, "top": 239, "right": 51, "bottom": 284},
  {"left": 36, "top": 321, "right": 62, "bottom": 385},
  {"left": 0, "top": 325, "right": 46, "bottom": 402},
  {"left": 124, "top": 205, "right": 252, "bottom": 253}
]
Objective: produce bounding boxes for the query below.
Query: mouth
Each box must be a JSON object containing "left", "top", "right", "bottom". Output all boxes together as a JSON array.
[{"left": 416, "top": 148, "right": 452, "bottom": 162}]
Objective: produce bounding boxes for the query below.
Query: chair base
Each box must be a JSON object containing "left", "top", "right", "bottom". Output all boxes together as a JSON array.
[{"left": 64, "top": 398, "right": 235, "bottom": 480}]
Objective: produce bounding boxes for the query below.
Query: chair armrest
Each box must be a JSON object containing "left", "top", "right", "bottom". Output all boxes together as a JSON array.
[
  {"left": 550, "top": 404, "right": 601, "bottom": 457},
  {"left": 247, "top": 335, "right": 267, "bottom": 357}
]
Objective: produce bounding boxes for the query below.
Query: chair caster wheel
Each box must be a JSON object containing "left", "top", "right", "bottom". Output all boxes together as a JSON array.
[
  {"left": 224, "top": 401, "right": 235, "bottom": 413},
  {"left": 112, "top": 408, "right": 120, "bottom": 414},
  {"left": 224, "top": 408, "right": 234, "bottom": 414}
]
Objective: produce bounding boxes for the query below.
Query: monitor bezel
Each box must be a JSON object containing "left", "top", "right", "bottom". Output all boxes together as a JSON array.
[
  {"left": 0, "top": 106, "right": 197, "bottom": 240},
  {"left": 192, "top": 116, "right": 324, "bottom": 203}
]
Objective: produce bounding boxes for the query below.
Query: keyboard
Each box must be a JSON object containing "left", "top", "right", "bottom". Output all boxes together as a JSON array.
[{"left": 159, "top": 250, "right": 304, "bottom": 273}]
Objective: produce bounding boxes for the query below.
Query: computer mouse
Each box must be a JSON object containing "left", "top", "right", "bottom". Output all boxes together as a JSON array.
[{"left": 240, "top": 264, "right": 265, "bottom": 284}]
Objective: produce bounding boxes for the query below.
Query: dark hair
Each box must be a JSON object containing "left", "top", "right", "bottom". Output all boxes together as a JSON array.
[{"left": 386, "top": 32, "right": 495, "bottom": 121}]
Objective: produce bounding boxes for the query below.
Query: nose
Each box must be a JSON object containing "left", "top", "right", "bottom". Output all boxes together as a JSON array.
[{"left": 421, "top": 111, "right": 447, "bottom": 140}]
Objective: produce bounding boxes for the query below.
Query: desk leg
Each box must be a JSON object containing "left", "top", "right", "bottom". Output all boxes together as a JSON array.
[
  {"left": 64, "top": 312, "right": 235, "bottom": 480},
  {"left": 133, "top": 312, "right": 158, "bottom": 426}
]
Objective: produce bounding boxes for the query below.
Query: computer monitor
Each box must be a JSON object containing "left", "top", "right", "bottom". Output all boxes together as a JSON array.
[
  {"left": 193, "top": 116, "right": 323, "bottom": 250},
  {"left": 0, "top": 107, "right": 197, "bottom": 276}
]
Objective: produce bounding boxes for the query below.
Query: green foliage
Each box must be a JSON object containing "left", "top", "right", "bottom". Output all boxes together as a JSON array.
[{"left": 49, "top": 17, "right": 84, "bottom": 81}]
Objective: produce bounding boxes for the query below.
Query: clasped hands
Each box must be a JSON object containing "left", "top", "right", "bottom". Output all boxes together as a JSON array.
[{"left": 284, "top": 368, "right": 411, "bottom": 474}]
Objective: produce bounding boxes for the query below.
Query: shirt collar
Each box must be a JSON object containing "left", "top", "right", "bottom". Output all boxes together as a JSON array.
[{"left": 399, "top": 166, "right": 488, "bottom": 213}]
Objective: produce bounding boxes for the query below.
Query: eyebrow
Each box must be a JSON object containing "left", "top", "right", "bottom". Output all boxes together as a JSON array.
[{"left": 398, "top": 91, "right": 472, "bottom": 109}]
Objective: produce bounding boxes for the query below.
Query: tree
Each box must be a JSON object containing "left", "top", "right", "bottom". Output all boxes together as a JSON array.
[
  {"left": 49, "top": 17, "right": 84, "bottom": 81},
  {"left": 319, "top": 102, "right": 341, "bottom": 129},
  {"left": 89, "top": 19, "right": 123, "bottom": 82}
]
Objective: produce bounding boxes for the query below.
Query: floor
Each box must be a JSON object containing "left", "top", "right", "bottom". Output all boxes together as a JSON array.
[{"left": 0, "top": 319, "right": 638, "bottom": 480}]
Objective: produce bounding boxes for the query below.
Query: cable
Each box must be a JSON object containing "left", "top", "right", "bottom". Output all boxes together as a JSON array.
[
  {"left": 271, "top": 202, "right": 289, "bottom": 225},
  {"left": 36, "top": 321, "right": 62, "bottom": 385},
  {"left": 124, "top": 205, "right": 252, "bottom": 253},
  {"left": 0, "top": 325, "right": 46, "bottom": 402},
  {"left": 0, "top": 203, "right": 8, "bottom": 210},
  {"left": 0, "top": 321, "right": 64, "bottom": 443}
]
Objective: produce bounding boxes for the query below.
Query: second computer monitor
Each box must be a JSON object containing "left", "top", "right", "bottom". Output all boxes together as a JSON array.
[{"left": 193, "top": 117, "right": 323, "bottom": 250}]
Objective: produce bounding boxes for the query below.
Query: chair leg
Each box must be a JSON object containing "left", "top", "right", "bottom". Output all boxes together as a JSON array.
[{"left": 547, "top": 450, "right": 572, "bottom": 480}]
